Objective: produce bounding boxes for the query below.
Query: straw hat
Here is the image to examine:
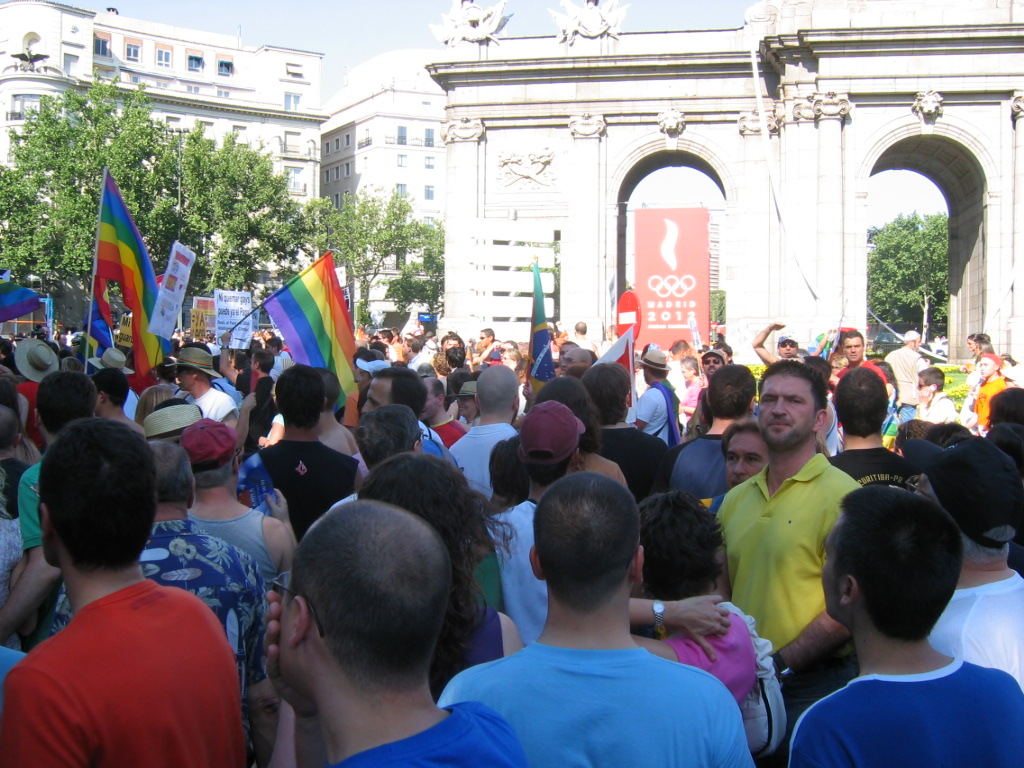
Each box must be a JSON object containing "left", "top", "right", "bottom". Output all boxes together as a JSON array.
[
  {"left": 143, "top": 401, "right": 204, "bottom": 442},
  {"left": 170, "top": 347, "right": 222, "bottom": 378},
  {"left": 88, "top": 347, "right": 134, "bottom": 374},
  {"left": 15, "top": 339, "right": 59, "bottom": 383}
]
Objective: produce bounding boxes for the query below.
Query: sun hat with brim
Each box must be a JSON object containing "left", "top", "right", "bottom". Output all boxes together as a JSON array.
[
  {"left": 640, "top": 349, "right": 670, "bottom": 371},
  {"left": 457, "top": 381, "right": 478, "bottom": 397},
  {"left": 143, "top": 402, "right": 204, "bottom": 442},
  {"left": 88, "top": 347, "right": 134, "bottom": 374},
  {"left": 356, "top": 359, "right": 391, "bottom": 375},
  {"left": 15, "top": 339, "right": 59, "bottom": 383},
  {"left": 170, "top": 347, "right": 222, "bottom": 378}
]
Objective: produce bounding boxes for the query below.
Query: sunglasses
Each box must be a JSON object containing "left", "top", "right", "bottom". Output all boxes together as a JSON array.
[{"left": 271, "top": 572, "right": 325, "bottom": 637}]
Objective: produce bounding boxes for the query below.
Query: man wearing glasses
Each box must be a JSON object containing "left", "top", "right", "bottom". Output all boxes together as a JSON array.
[{"left": 752, "top": 321, "right": 801, "bottom": 365}]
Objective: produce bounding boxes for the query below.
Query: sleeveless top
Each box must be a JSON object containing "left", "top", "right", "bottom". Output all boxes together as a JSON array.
[{"left": 188, "top": 508, "right": 277, "bottom": 583}]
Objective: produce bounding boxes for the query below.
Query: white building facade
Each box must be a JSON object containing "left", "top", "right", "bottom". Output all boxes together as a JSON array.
[{"left": 0, "top": 0, "right": 324, "bottom": 201}]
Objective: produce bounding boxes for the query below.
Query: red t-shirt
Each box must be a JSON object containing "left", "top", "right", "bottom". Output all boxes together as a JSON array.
[
  {"left": 432, "top": 417, "right": 469, "bottom": 448},
  {"left": 16, "top": 380, "right": 42, "bottom": 449},
  {"left": 0, "top": 580, "right": 245, "bottom": 767}
]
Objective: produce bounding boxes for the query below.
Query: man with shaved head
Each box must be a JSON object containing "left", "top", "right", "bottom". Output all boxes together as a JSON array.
[{"left": 450, "top": 365, "right": 519, "bottom": 497}]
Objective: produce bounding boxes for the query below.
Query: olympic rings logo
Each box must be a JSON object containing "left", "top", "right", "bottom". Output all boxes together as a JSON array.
[{"left": 647, "top": 275, "right": 697, "bottom": 298}]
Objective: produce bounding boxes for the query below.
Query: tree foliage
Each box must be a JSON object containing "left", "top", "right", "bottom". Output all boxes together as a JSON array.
[
  {"left": 331, "top": 188, "right": 432, "bottom": 324},
  {"left": 385, "top": 221, "right": 446, "bottom": 316},
  {"left": 0, "top": 79, "right": 303, "bottom": 297},
  {"left": 867, "top": 212, "right": 948, "bottom": 336}
]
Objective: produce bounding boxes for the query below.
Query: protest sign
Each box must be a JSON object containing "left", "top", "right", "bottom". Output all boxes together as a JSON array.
[
  {"left": 215, "top": 289, "right": 254, "bottom": 349},
  {"left": 149, "top": 241, "right": 196, "bottom": 339}
]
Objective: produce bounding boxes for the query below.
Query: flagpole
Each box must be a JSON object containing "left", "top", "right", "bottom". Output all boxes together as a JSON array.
[{"left": 86, "top": 168, "right": 109, "bottom": 360}]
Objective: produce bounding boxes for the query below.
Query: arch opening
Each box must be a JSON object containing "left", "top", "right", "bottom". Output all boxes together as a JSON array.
[
  {"left": 615, "top": 151, "right": 726, "bottom": 304},
  {"left": 869, "top": 135, "right": 987, "bottom": 357}
]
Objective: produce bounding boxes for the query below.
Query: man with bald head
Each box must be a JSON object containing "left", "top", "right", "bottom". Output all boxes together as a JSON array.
[{"left": 450, "top": 365, "right": 519, "bottom": 497}]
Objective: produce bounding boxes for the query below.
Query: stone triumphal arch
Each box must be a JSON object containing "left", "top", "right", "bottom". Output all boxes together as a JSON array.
[{"left": 428, "top": 0, "right": 1024, "bottom": 361}]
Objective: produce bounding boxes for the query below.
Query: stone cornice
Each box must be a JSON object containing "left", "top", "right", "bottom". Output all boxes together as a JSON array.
[{"left": 765, "top": 24, "right": 1024, "bottom": 58}]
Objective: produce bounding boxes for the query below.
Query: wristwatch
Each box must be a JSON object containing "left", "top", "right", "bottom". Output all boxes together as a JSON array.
[
  {"left": 652, "top": 600, "right": 666, "bottom": 640},
  {"left": 772, "top": 652, "right": 794, "bottom": 682}
]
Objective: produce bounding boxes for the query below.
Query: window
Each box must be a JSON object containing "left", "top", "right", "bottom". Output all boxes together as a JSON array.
[
  {"left": 395, "top": 183, "right": 407, "bottom": 196},
  {"left": 198, "top": 121, "right": 214, "bottom": 135},
  {"left": 9, "top": 94, "right": 40, "bottom": 120},
  {"left": 217, "top": 89, "right": 230, "bottom": 98},
  {"left": 397, "top": 154, "right": 407, "bottom": 167},
  {"left": 324, "top": 142, "right": 330, "bottom": 155},
  {"left": 344, "top": 134, "right": 351, "bottom": 148},
  {"left": 324, "top": 170, "right": 330, "bottom": 184},
  {"left": 157, "top": 49, "right": 171, "bottom": 68},
  {"left": 424, "top": 185, "right": 435, "bottom": 201},
  {"left": 63, "top": 54, "right": 79, "bottom": 77},
  {"left": 284, "top": 93, "right": 301, "bottom": 111},
  {"left": 285, "top": 62, "right": 303, "bottom": 78},
  {"left": 165, "top": 116, "right": 181, "bottom": 126},
  {"left": 333, "top": 166, "right": 340, "bottom": 180},
  {"left": 125, "top": 43, "right": 140, "bottom": 62},
  {"left": 422, "top": 101, "right": 431, "bottom": 107},
  {"left": 155, "top": 81, "right": 169, "bottom": 88},
  {"left": 333, "top": 193, "right": 340, "bottom": 208},
  {"left": 344, "top": 162, "right": 351, "bottom": 177},
  {"left": 232, "top": 126, "right": 246, "bottom": 140},
  {"left": 93, "top": 36, "right": 110, "bottom": 57},
  {"left": 424, "top": 128, "right": 435, "bottom": 147},
  {"left": 424, "top": 216, "right": 435, "bottom": 226},
  {"left": 129, "top": 75, "right": 141, "bottom": 84},
  {"left": 397, "top": 126, "right": 407, "bottom": 145},
  {"left": 218, "top": 60, "right": 233, "bottom": 76},
  {"left": 187, "top": 55, "right": 203, "bottom": 72},
  {"left": 286, "top": 167, "right": 303, "bottom": 192},
  {"left": 186, "top": 85, "right": 200, "bottom": 94},
  {"left": 425, "top": 156, "right": 435, "bottom": 169},
  {"left": 285, "top": 131, "right": 300, "bottom": 153}
]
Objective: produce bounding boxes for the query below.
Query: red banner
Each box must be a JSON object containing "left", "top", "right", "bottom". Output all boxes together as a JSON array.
[{"left": 634, "top": 208, "right": 710, "bottom": 352}]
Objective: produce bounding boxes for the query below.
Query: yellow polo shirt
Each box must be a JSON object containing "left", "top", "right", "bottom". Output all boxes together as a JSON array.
[{"left": 719, "top": 454, "right": 860, "bottom": 651}]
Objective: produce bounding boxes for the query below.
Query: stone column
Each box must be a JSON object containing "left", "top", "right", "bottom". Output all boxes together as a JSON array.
[
  {"left": 563, "top": 114, "right": 606, "bottom": 331},
  {"left": 441, "top": 117, "right": 485, "bottom": 323},
  {"left": 1009, "top": 93, "right": 1024, "bottom": 355},
  {"left": 813, "top": 92, "right": 852, "bottom": 321}
]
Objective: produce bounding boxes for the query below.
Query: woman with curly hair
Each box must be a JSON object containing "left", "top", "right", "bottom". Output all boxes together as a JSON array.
[
  {"left": 432, "top": 332, "right": 466, "bottom": 377},
  {"left": 359, "top": 452, "right": 522, "bottom": 698}
]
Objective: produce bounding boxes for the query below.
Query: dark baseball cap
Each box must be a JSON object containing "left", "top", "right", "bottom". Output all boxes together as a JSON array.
[{"left": 518, "top": 401, "right": 584, "bottom": 466}]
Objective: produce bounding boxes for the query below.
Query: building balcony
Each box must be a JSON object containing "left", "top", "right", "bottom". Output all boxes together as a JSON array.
[
  {"left": 5, "top": 111, "right": 23, "bottom": 121},
  {"left": 357, "top": 136, "right": 373, "bottom": 149},
  {"left": 288, "top": 182, "right": 307, "bottom": 195}
]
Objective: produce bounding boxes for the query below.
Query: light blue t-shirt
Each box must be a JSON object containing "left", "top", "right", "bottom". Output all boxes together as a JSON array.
[
  {"left": 0, "top": 645, "right": 25, "bottom": 715},
  {"left": 332, "top": 701, "right": 527, "bottom": 768},
  {"left": 439, "top": 643, "right": 753, "bottom": 768},
  {"left": 790, "top": 659, "right": 1024, "bottom": 768}
]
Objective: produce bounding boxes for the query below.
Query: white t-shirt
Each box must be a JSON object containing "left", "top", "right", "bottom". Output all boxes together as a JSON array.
[
  {"left": 930, "top": 572, "right": 1024, "bottom": 691},
  {"left": 188, "top": 386, "right": 238, "bottom": 423},
  {"left": 496, "top": 499, "right": 546, "bottom": 644}
]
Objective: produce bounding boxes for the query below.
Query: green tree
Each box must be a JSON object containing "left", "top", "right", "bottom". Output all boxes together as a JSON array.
[
  {"left": 0, "top": 79, "right": 305, "bottom": 299},
  {"left": 332, "top": 188, "right": 426, "bottom": 325},
  {"left": 385, "top": 221, "right": 446, "bottom": 316},
  {"left": 710, "top": 289, "right": 726, "bottom": 325},
  {"left": 295, "top": 196, "right": 343, "bottom": 262},
  {"left": 867, "top": 212, "right": 948, "bottom": 339}
]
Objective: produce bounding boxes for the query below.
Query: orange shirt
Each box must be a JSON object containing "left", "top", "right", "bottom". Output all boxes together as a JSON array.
[
  {"left": 976, "top": 376, "right": 1007, "bottom": 430},
  {"left": 0, "top": 580, "right": 245, "bottom": 768}
]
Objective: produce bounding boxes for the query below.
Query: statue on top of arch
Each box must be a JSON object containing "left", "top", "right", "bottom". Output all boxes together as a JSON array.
[
  {"left": 550, "top": 0, "right": 630, "bottom": 46},
  {"left": 431, "top": 0, "right": 512, "bottom": 47}
]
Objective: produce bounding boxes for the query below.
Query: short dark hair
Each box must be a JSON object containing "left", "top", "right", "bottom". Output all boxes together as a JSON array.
[
  {"left": 354, "top": 346, "right": 383, "bottom": 364},
  {"left": 489, "top": 436, "right": 530, "bottom": 510},
  {"left": 582, "top": 363, "right": 630, "bottom": 425},
  {"left": 373, "top": 367, "right": 427, "bottom": 418},
  {"left": 480, "top": 328, "right": 494, "bottom": 340},
  {"left": 918, "top": 366, "right": 945, "bottom": 391},
  {"left": 150, "top": 441, "right": 194, "bottom": 504},
  {"left": 406, "top": 337, "right": 424, "bottom": 355},
  {"left": 317, "top": 368, "right": 341, "bottom": 413},
  {"left": 265, "top": 336, "right": 283, "bottom": 352},
  {"left": 925, "top": 422, "right": 972, "bottom": 448},
  {"left": 802, "top": 356, "right": 832, "bottom": 388},
  {"left": 713, "top": 341, "right": 733, "bottom": 358},
  {"left": 92, "top": 367, "right": 129, "bottom": 407},
  {"left": 534, "top": 472, "right": 639, "bottom": 612},
  {"left": 251, "top": 349, "right": 275, "bottom": 374},
  {"left": 355, "top": 405, "right": 421, "bottom": 469},
  {"left": 639, "top": 491, "right": 721, "bottom": 600},
  {"left": 832, "top": 487, "right": 962, "bottom": 640},
  {"left": 841, "top": 330, "right": 865, "bottom": 345},
  {"left": 720, "top": 418, "right": 761, "bottom": 457},
  {"left": 37, "top": 371, "right": 98, "bottom": 435},
  {"left": 761, "top": 360, "right": 827, "bottom": 412},
  {"left": 895, "top": 419, "right": 931, "bottom": 454},
  {"left": 274, "top": 365, "right": 324, "bottom": 429},
  {"left": 989, "top": 388, "right": 1024, "bottom": 428},
  {"left": 834, "top": 366, "right": 888, "bottom": 437},
  {"left": 0, "top": 405, "right": 19, "bottom": 451},
  {"left": 446, "top": 347, "right": 467, "bottom": 370},
  {"left": 291, "top": 500, "right": 450, "bottom": 693},
  {"left": 706, "top": 364, "right": 755, "bottom": 421},
  {"left": 40, "top": 419, "right": 156, "bottom": 571}
]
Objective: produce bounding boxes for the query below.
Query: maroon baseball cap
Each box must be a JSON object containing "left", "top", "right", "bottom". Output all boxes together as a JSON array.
[
  {"left": 180, "top": 418, "right": 237, "bottom": 471},
  {"left": 518, "top": 401, "right": 585, "bottom": 465}
]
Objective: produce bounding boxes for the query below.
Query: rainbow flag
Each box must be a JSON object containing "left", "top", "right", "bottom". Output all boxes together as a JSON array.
[
  {"left": 94, "top": 171, "right": 166, "bottom": 378},
  {"left": 263, "top": 253, "right": 357, "bottom": 399},
  {"left": 81, "top": 291, "right": 114, "bottom": 372},
  {"left": 0, "top": 279, "right": 40, "bottom": 323},
  {"left": 528, "top": 261, "right": 556, "bottom": 391}
]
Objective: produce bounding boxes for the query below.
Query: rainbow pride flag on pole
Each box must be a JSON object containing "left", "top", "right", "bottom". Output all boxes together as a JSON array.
[
  {"left": 528, "top": 259, "right": 556, "bottom": 391},
  {"left": 93, "top": 170, "right": 166, "bottom": 380},
  {"left": 263, "top": 252, "right": 357, "bottom": 399}
]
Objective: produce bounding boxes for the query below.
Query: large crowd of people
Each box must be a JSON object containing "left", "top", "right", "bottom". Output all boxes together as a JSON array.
[{"left": 0, "top": 317, "right": 1022, "bottom": 768}]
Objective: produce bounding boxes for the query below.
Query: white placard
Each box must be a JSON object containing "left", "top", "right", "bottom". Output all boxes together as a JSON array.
[
  {"left": 215, "top": 290, "right": 254, "bottom": 350},
  {"left": 149, "top": 241, "right": 196, "bottom": 340}
]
